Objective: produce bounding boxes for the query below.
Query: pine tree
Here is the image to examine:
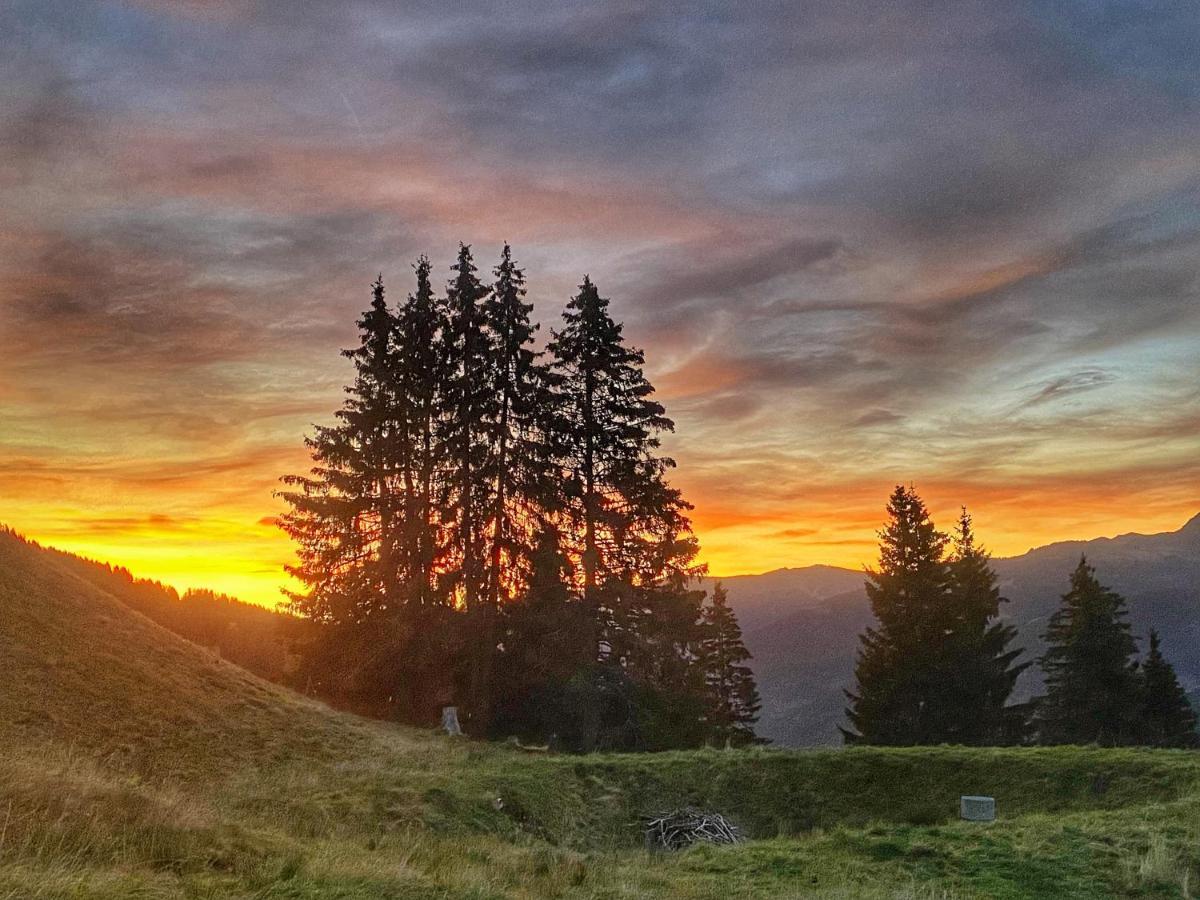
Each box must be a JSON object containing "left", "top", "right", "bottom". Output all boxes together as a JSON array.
[
  {"left": 843, "top": 485, "right": 950, "bottom": 745},
  {"left": 700, "top": 583, "right": 761, "bottom": 746},
  {"left": 279, "top": 275, "right": 400, "bottom": 621},
  {"left": 482, "top": 244, "right": 555, "bottom": 607},
  {"left": 546, "top": 276, "right": 706, "bottom": 749},
  {"left": 1037, "top": 557, "right": 1142, "bottom": 745},
  {"left": 439, "top": 244, "right": 497, "bottom": 731},
  {"left": 394, "top": 256, "right": 448, "bottom": 607},
  {"left": 279, "top": 275, "right": 448, "bottom": 717},
  {"left": 843, "top": 491, "right": 1031, "bottom": 745},
  {"left": 546, "top": 276, "right": 700, "bottom": 648},
  {"left": 942, "top": 509, "right": 1029, "bottom": 744},
  {"left": 1137, "top": 629, "right": 1198, "bottom": 748}
]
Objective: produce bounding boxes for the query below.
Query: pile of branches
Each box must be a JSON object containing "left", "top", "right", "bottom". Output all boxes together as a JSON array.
[{"left": 642, "top": 808, "right": 742, "bottom": 851}]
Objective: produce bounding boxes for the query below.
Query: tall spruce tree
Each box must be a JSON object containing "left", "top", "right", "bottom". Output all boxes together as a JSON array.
[
  {"left": 279, "top": 275, "right": 449, "bottom": 717},
  {"left": 1037, "top": 558, "right": 1142, "bottom": 745},
  {"left": 394, "top": 256, "right": 448, "bottom": 607},
  {"left": 844, "top": 490, "right": 1032, "bottom": 745},
  {"left": 482, "top": 245, "right": 555, "bottom": 606},
  {"left": 942, "top": 510, "right": 1029, "bottom": 744},
  {"left": 280, "top": 275, "right": 400, "bottom": 621},
  {"left": 700, "top": 582, "right": 761, "bottom": 746},
  {"left": 843, "top": 485, "right": 950, "bottom": 745},
  {"left": 439, "top": 244, "right": 497, "bottom": 731},
  {"left": 546, "top": 277, "right": 700, "bottom": 641},
  {"left": 1136, "top": 629, "right": 1198, "bottom": 748},
  {"left": 546, "top": 276, "right": 706, "bottom": 749}
]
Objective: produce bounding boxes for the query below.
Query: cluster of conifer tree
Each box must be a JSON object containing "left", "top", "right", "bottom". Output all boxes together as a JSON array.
[
  {"left": 279, "top": 244, "right": 760, "bottom": 751},
  {"left": 845, "top": 485, "right": 1197, "bottom": 748}
]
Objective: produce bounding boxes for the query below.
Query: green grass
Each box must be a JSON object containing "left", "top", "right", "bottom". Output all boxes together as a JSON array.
[{"left": 2, "top": 529, "right": 1199, "bottom": 898}]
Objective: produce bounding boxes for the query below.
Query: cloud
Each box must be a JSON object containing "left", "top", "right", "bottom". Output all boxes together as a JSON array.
[
  {"left": 853, "top": 409, "right": 904, "bottom": 428},
  {"left": 1021, "top": 368, "right": 1116, "bottom": 408},
  {"left": 0, "top": 0, "right": 1197, "bottom": 594}
]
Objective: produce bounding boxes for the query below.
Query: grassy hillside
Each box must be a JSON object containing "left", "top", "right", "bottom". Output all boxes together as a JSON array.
[
  {"left": 0, "top": 529, "right": 380, "bottom": 779},
  {"left": 2, "top": 528, "right": 1199, "bottom": 898},
  {"left": 36, "top": 536, "right": 301, "bottom": 686}
]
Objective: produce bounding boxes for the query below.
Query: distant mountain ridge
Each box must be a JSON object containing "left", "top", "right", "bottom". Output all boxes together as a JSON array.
[{"left": 715, "top": 514, "right": 1200, "bottom": 746}]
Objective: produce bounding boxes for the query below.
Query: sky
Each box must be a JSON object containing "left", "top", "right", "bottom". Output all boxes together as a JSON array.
[{"left": 2, "top": 0, "right": 1199, "bottom": 605}]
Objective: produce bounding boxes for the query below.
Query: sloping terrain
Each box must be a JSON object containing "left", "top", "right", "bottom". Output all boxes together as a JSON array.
[
  {"left": 0, "top": 528, "right": 383, "bottom": 778},
  {"left": 729, "top": 514, "right": 1200, "bottom": 745},
  {"left": 38, "top": 538, "right": 302, "bottom": 685}
]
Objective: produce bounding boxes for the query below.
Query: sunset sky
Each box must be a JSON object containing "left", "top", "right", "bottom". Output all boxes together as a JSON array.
[{"left": 2, "top": 1, "right": 1198, "bottom": 605}]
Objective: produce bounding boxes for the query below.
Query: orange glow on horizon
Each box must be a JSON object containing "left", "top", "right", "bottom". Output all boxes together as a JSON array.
[{"left": 6, "top": 482, "right": 1196, "bottom": 609}]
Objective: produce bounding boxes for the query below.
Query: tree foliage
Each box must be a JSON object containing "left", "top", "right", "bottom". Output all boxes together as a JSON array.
[
  {"left": 279, "top": 246, "right": 758, "bottom": 750},
  {"left": 700, "top": 583, "right": 762, "bottom": 746},
  {"left": 844, "top": 486, "right": 1027, "bottom": 745},
  {"left": 1036, "top": 557, "right": 1142, "bottom": 746},
  {"left": 1136, "top": 629, "right": 1198, "bottom": 748}
]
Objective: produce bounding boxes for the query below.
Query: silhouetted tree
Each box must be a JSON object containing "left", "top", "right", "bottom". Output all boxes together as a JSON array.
[
  {"left": 546, "top": 276, "right": 701, "bottom": 655},
  {"left": 546, "top": 276, "right": 707, "bottom": 748},
  {"left": 700, "top": 582, "right": 761, "bottom": 746},
  {"left": 1136, "top": 629, "right": 1198, "bottom": 748},
  {"left": 1037, "top": 558, "right": 1142, "bottom": 746},
  {"left": 483, "top": 244, "right": 557, "bottom": 606},
  {"left": 394, "top": 255, "right": 448, "bottom": 607},
  {"left": 843, "top": 489, "right": 1030, "bottom": 744},
  {"left": 278, "top": 276, "right": 462, "bottom": 720},
  {"left": 439, "top": 244, "right": 497, "bottom": 731},
  {"left": 942, "top": 509, "right": 1030, "bottom": 744},
  {"left": 844, "top": 485, "right": 950, "bottom": 744},
  {"left": 280, "top": 275, "right": 401, "bottom": 621}
]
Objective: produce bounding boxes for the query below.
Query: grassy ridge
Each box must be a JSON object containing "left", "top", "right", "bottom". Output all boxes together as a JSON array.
[
  {"left": 2, "top": 528, "right": 1198, "bottom": 897},
  {"left": 4, "top": 741, "right": 1198, "bottom": 898},
  {"left": 470, "top": 746, "right": 1200, "bottom": 843}
]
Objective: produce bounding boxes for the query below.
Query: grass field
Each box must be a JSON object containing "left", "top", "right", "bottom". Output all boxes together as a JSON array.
[{"left": 2, "top": 530, "right": 1197, "bottom": 898}]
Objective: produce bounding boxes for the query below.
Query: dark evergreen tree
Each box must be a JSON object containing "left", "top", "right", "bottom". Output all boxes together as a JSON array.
[
  {"left": 277, "top": 276, "right": 463, "bottom": 720},
  {"left": 546, "top": 276, "right": 706, "bottom": 748},
  {"left": 1136, "top": 629, "right": 1198, "bottom": 748},
  {"left": 942, "top": 509, "right": 1029, "bottom": 744},
  {"left": 1037, "top": 557, "right": 1142, "bottom": 745},
  {"left": 844, "top": 491, "right": 1031, "bottom": 745},
  {"left": 393, "top": 255, "right": 448, "bottom": 607},
  {"left": 482, "top": 244, "right": 556, "bottom": 606},
  {"left": 438, "top": 244, "right": 497, "bottom": 732},
  {"left": 546, "top": 276, "right": 700, "bottom": 650},
  {"left": 843, "top": 485, "right": 950, "bottom": 745},
  {"left": 279, "top": 275, "right": 400, "bottom": 622},
  {"left": 700, "top": 582, "right": 761, "bottom": 746}
]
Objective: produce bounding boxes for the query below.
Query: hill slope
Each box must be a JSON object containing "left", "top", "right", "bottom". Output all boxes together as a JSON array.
[
  {"left": 0, "top": 529, "right": 376, "bottom": 778},
  {"left": 38, "top": 538, "right": 302, "bottom": 684},
  {"left": 733, "top": 514, "right": 1200, "bottom": 745}
]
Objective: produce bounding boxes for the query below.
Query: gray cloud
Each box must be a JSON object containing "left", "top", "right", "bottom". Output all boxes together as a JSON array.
[
  {"left": 1021, "top": 369, "right": 1116, "bottom": 409},
  {"left": 1, "top": 0, "right": 1198, "bottom": 564}
]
